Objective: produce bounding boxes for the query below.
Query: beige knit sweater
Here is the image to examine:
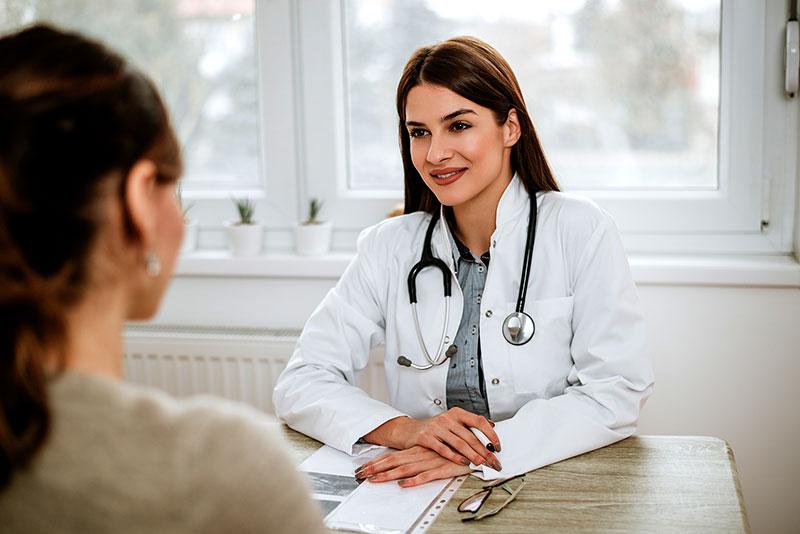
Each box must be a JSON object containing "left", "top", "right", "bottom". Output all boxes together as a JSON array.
[{"left": 0, "top": 371, "right": 327, "bottom": 534}]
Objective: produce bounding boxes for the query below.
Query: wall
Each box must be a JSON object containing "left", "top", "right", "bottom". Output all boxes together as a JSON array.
[
  {"left": 147, "top": 273, "right": 800, "bottom": 533},
  {"left": 636, "top": 285, "right": 799, "bottom": 534}
]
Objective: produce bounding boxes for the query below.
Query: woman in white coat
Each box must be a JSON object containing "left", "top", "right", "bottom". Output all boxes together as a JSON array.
[{"left": 274, "top": 36, "right": 654, "bottom": 487}]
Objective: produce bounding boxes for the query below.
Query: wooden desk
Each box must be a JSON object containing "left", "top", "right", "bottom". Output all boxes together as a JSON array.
[{"left": 280, "top": 428, "right": 750, "bottom": 533}]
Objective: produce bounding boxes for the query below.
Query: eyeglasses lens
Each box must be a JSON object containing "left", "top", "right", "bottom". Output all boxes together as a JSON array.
[
  {"left": 457, "top": 489, "right": 491, "bottom": 513},
  {"left": 458, "top": 476, "right": 526, "bottom": 521}
]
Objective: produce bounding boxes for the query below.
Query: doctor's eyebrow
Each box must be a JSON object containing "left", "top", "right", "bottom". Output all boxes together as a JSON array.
[{"left": 405, "top": 108, "right": 477, "bottom": 127}]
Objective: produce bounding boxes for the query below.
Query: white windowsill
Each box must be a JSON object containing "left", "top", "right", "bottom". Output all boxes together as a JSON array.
[
  {"left": 175, "top": 250, "right": 800, "bottom": 288},
  {"left": 176, "top": 250, "right": 354, "bottom": 278}
]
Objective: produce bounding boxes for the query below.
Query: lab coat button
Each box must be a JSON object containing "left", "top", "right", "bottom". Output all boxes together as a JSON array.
[
  {"left": 433, "top": 398, "right": 442, "bottom": 406},
  {"left": 492, "top": 239, "right": 497, "bottom": 248},
  {"left": 485, "top": 310, "right": 493, "bottom": 318},
  {"left": 491, "top": 378, "right": 500, "bottom": 385}
]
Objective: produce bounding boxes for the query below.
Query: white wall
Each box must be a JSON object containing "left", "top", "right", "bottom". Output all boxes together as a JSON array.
[
  {"left": 149, "top": 274, "right": 800, "bottom": 533},
  {"left": 636, "top": 285, "right": 800, "bottom": 534}
]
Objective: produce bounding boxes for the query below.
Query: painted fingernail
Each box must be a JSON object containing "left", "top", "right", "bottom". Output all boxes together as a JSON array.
[
  {"left": 495, "top": 443, "right": 502, "bottom": 452},
  {"left": 354, "top": 464, "right": 367, "bottom": 474},
  {"left": 492, "top": 461, "right": 503, "bottom": 471},
  {"left": 461, "top": 458, "right": 470, "bottom": 466},
  {"left": 486, "top": 443, "right": 496, "bottom": 453},
  {"left": 489, "top": 420, "right": 495, "bottom": 427}
]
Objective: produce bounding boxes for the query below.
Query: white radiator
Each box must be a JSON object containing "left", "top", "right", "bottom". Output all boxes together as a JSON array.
[{"left": 123, "top": 324, "right": 387, "bottom": 414}]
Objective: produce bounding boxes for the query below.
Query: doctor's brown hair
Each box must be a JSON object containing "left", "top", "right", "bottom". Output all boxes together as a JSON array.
[
  {"left": 397, "top": 36, "right": 560, "bottom": 214},
  {"left": 0, "top": 25, "right": 181, "bottom": 489}
]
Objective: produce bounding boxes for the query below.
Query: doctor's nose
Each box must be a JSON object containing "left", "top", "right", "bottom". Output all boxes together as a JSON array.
[{"left": 426, "top": 135, "right": 453, "bottom": 164}]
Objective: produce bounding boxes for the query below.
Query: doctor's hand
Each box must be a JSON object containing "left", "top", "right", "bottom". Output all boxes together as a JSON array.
[
  {"left": 362, "top": 408, "right": 502, "bottom": 470},
  {"left": 355, "top": 445, "right": 471, "bottom": 488}
]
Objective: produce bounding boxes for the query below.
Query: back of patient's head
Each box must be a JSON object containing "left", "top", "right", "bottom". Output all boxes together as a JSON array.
[{"left": 0, "top": 24, "right": 181, "bottom": 489}]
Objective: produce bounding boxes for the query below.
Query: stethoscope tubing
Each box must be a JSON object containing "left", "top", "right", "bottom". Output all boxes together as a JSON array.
[
  {"left": 401, "top": 190, "right": 538, "bottom": 369},
  {"left": 515, "top": 194, "right": 537, "bottom": 313},
  {"left": 411, "top": 299, "right": 450, "bottom": 367}
]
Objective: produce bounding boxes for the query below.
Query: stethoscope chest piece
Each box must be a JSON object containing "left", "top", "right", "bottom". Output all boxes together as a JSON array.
[{"left": 502, "top": 311, "right": 535, "bottom": 345}]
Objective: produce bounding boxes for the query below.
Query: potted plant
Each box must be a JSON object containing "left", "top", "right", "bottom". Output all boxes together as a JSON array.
[
  {"left": 178, "top": 183, "right": 198, "bottom": 254},
  {"left": 225, "top": 197, "right": 263, "bottom": 257},
  {"left": 295, "top": 198, "right": 332, "bottom": 256}
]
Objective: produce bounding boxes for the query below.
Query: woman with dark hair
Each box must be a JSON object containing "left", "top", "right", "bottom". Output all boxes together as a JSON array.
[
  {"left": 0, "top": 25, "right": 325, "bottom": 533},
  {"left": 275, "top": 36, "right": 653, "bottom": 486}
]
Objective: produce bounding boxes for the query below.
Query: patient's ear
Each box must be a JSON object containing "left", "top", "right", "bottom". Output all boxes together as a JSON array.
[
  {"left": 503, "top": 109, "right": 521, "bottom": 148},
  {"left": 123, "top": 159, "right": 159, "bottom": 248}
]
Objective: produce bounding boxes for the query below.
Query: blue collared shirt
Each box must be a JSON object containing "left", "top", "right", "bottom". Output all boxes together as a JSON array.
[{"left": 445, "top": 228, "right": 491, "bottom": 419}]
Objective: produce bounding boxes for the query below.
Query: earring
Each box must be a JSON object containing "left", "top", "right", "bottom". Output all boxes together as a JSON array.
[{"left": 145, "top": 252, "right": 161, "bottom": 277}]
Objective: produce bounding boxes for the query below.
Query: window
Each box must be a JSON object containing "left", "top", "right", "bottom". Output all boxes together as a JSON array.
[
  {"left": 1, "top": 0, "right": 260, "bottom": 193},
  {"left": 345, "top": 0, "right": 720, "bottom": 193},
  {"left": 295, "top": 0, "right": 797, "bottom": 255},
  {"left": 3, "top": 0, "right": 797, "bottom": 257}
]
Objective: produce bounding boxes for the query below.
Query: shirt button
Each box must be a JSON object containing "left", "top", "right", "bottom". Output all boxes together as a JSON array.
[
  {"left": 478, "top": 265, "right": 485, "bottom": 273},
  {"left": 491, "top": 378, "right": 500, "bottom": 385},
  {"left": 485, "top": 310, "right": 493, "bottom": 318},
  {"left": 434, "top": 398, "right": 442, "bottom": 406}
]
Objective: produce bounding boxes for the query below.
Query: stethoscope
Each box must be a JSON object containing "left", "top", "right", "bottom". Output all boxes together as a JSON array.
[{"left": 397, "top": 192, "right": 538, "bottom": 370}]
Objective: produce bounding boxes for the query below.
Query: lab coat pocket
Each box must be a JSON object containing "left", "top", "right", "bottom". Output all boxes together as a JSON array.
[{"left": 507, "top": 296, "right": 575, "bottom": 396}]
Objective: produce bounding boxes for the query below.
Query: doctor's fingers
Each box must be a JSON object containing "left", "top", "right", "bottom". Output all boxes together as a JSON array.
[
  {"left": 357, "top": 446, "right": 440, "bottom": 478},
  {"left": 417, "top": 434, "right": 472, "bottom": 467},
  {"left": 425, "top": 428, "right": 485, "bottom": 467},
  {"left": 447, "top": 425, "right": 502, "bottom": 470},
  {"left": 397, "top": 462, "right": 472, "bottom": 488},
  {"left": 447, "top": 408, "right": 501, "bottom": 451},
  {"left": 365, "top": 457, "right": 446, "bottom": 483}
]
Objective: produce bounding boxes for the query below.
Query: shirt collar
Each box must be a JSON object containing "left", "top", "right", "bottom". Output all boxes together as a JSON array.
[
  {"left": 433, "top": 174, "right": 526, "bottom": 270},
  {"left": 447, "top": 220, "right": 490, "bottom": 265}
]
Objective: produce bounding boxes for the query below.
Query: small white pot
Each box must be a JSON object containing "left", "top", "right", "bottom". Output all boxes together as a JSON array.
[
  {"left": 181, "top": 218, "right": 199, "bottom": 254},
  {"left": 225, "top": 221, "right": 264, "bottom": 257},
  {"left": 295, "top": 221, "right": 333, "bottom": 256}
]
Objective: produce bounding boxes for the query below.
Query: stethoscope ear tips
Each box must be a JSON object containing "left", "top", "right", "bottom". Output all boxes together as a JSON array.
[
  {"left": 445, "top": 344, "right": 458, "bottom": 358},
  {"left": 397, "top": 355, "right": 413, "bottom": 367}
]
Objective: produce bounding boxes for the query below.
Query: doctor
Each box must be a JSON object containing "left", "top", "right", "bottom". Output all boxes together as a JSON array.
[{"left": 274, "top": 36, "right": 654, "bottom": 487}]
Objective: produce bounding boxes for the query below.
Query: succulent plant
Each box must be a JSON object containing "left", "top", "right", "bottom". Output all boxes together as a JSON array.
[
  {"left": 305, "top": 198, "right": 324, "bottom": 224},
  {"left": 233, "top": 197, "right": 256, "bottom": 225}
]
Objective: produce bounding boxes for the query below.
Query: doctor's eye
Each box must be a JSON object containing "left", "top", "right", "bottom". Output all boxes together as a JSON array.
[
  {"left": 450, "top": 121, "right": 471, "bottom": 133},
  {"left": 408, "top": 128, "right": 429, "bottom": 138}
]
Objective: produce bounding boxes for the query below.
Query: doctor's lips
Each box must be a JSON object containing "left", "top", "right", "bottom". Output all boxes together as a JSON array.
[{"left": 429, "top": 167, "right": 467, "bottom": 185}]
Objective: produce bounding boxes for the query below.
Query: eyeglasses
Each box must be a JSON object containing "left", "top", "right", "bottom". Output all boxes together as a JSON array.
[{"left": 457, "top": 474, "right": 527, "bottom": 522}]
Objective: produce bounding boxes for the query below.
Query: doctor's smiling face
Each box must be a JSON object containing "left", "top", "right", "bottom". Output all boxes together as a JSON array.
[{"left": 405, "top": 83, "right": 520, "bottom": 210}]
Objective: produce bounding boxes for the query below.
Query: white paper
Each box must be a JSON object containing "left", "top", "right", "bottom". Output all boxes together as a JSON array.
[
  {"left": 326, "top": 477, "right": 452, "bottom": 534},
  {"left": 298, "top": 445, "right": 461, "bottom": 533},
  {"left": 299, "top": 443, "right": 380, "bottom": 476}
]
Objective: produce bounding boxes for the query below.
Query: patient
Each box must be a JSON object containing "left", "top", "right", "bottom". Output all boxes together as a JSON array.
[{"left": 0, "top": 25, "right": 325, "bottom": 533}]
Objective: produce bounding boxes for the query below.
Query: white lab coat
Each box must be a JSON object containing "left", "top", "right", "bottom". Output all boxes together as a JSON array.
[{"left": 274, "top": 176, "right": 654, "bottom": 479}]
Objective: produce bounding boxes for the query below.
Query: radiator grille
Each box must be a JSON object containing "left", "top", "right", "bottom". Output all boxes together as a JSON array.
[{"left": 123, "top": 324, "right": 387, "bottom": 414}]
